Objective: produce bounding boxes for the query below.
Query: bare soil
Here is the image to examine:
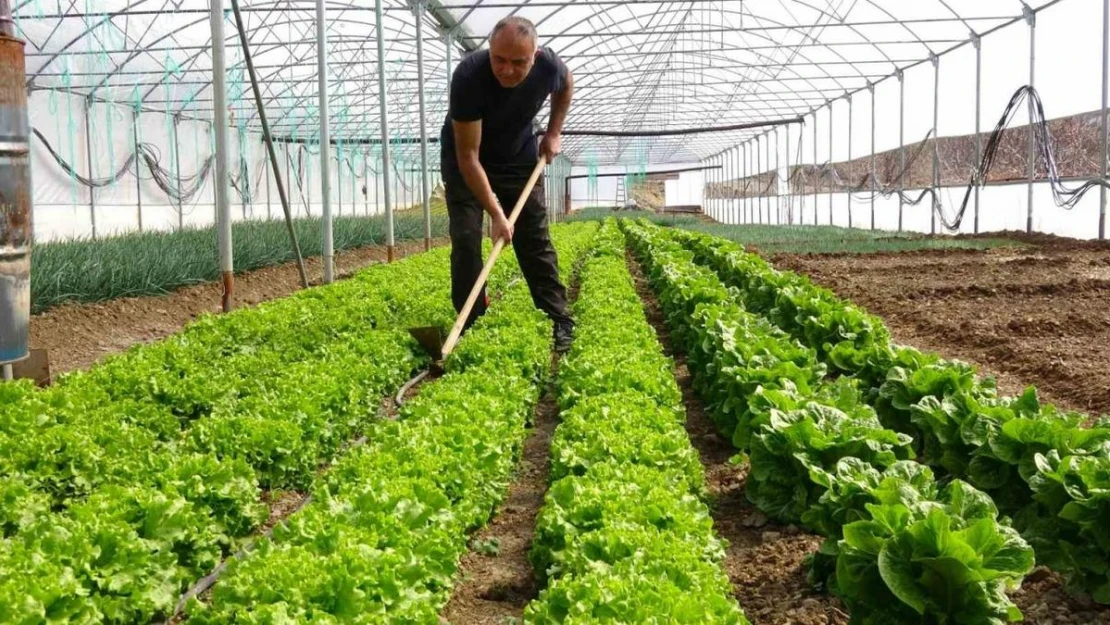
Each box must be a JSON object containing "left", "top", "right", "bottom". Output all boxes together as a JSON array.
[
  {"left": 29, "top": 239, "right": 446, "bottom": 378},
  {"left": 627, "top": 250, "right": 849, "bottom": 625},
  {"left": 770, "top": 243, "right": 1110, "bottom": 417}
]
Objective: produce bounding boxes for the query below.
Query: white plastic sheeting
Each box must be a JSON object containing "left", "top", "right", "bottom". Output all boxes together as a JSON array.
[{"left": 12, "top": 0, "right": 1107, "bottom": 239}]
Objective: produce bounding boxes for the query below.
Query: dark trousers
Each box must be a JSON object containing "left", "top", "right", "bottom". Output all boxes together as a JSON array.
[{"left": 445, "top": 173, "right": 571, "bottom": 329}]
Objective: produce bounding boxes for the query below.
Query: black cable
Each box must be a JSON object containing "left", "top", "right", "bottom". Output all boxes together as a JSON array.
[{"left": 32, "top": 128, "right": 135, "bottom": 188}]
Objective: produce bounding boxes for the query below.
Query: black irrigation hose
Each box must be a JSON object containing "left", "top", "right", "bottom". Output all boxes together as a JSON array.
[
  {"left": 809, "top": 86, "right": 1109, "bottom": 232},
  {"left": 32, "top": 127, "right": 135, "bottom": 188}
]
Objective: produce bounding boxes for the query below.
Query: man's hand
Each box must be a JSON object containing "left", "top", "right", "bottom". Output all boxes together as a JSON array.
[
  {"left": 491, "top": 212, "right": 515, "bottom": 244},
  {"left": 539, "top": 132, "right": 562, "bottom": 164}
]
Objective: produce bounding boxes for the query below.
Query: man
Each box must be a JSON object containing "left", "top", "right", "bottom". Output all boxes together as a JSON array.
[{"left": 440, "top": 16, "right": 575, "bottom": 352}]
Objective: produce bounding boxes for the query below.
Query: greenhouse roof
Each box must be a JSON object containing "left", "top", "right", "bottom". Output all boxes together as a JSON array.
[{"left": 14, "top": 0, "right": 1058, "bottom": 165}]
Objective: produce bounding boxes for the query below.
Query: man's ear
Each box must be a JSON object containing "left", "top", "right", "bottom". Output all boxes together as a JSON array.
[{"left": 534, "top": 48, "right": 541, "bottom": 60}]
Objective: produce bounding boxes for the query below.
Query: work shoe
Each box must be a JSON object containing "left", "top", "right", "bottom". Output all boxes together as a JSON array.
[{"left": 553, "top": 321, "right": 575, "bottom": 354}]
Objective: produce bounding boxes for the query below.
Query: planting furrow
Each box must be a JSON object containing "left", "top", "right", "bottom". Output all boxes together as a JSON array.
[
  {"left": 624, "top": 246, "right": 848, "bottom": 625},
  {"left": 180, "top": 222, "right": 598, "bottom": 623},
  {"left": 0, "top": 239, "right": 532, "bottom": 623},
  {"left": 624, "top": 220, "right": 1035, "bottom": 624},
  {"left": 523, "top": 221, "right": 748, "bottom": 624},
  {"left": 663, "top": 224, "right": 1110, "bottom": 605},
  {"left": 441, "top": 232, "right": 594, "bottom": 624}
]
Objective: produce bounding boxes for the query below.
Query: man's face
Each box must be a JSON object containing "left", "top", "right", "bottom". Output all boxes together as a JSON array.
[{"left": 489, "top": 29, "right": 537, "bottom": 88}]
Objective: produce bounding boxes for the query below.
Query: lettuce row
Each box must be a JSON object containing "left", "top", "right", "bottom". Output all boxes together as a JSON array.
[
  {"left": 623, "top": 219, "right": 1034, "bottom": 624},
  {"left": 524, "top": 221, "right": 748, "bottom": 624},
  {"left": 184, "top": 222, "right": 599, "bottom": 623},
  {"left": 0, "top": 252, "right": 462, "bottom": 623},
  {"left": 0, "top": 226, "right": 593, "bottom": 624},
  {"left": 666, "top": 225, "right": 1110, "bottom": 602}
]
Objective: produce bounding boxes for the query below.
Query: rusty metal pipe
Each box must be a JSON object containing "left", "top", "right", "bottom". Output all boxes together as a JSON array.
[
  {"left": 0, "top": 1, "right": 13, "bottom": 38},
  {"left": 0, "top": 29, "right": 32, "bottom": 366}
]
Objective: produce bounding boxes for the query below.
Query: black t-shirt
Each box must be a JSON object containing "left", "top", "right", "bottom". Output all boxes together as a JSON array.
[{"left": 440, "top": 47, "right": 568, "bottom": 180}]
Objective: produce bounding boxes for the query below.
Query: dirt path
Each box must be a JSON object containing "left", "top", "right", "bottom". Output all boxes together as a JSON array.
[
  {"left": 626, "top": 250, "right": 848, "bottom": 625},
  {"left": 30, "top": 238, "right": 446, "bottom": 377}
]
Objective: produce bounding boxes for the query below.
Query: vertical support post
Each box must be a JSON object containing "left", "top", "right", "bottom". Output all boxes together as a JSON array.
[
  {"left": 766, "top": 130, "right": 772, "bottom": 224},
  {"left": 317, "top": 0, "right": 334, "bottom": 282},
  {"left": 742, "top": 141, "right": 748, "bottom": 223},
  {"left": 774, "top": 128, "right": 780, "bottom": 224},
  {"left": 363, "top": 149, "right": 369, "bottom": 215},
  {"left": 898, "top": 69, "right": 905, "bottom": 232},
  {"left": 415, "top": 3, "right": 431, "bottom": 250},
  {"left": 239, "top": 128, "right": 248, "bottom": 219},
  {"left": 756, "top": 134, "right": 763, "bottom": 223},
  {"left": 847, "top": 95, "right": 853, "bottom": 229},
  {"left": 133, "top": 108, "right": 143, "bottom": 232},
  {"left": 869, "top": 82, "right": 876, "bottom": 231},
  {"left": 1025, "top": 3, "right": 1036, "bottom": 234},
  {"left": 445, "top": 31, "right": 453, "bottom": 96},
  {"left": 84, "top": 98, "right": 97, "bottom": 239},
  {"left": 973, "top": 33, "right": 982, "bottom": 234},
  {"left": 827, "top": 100, "right": 833, "bottom": 225},
  {"left": 1102, "top": 0, "right": 1109, "bottom": 240},
  {"left": 173, "top": 117, "right": 184, "bottom": 229},
  {"left": 211, "top": 0, "right": 234, "bottom": 312},
  {"left": 813, "top": 111, "right": 818, "bottom": 225},
  {"left": 931, "top": 53, "right": 940, "bottom": 235},
  {"left": 265, "top": 139, "right": 272, "bottom": 220},
  {"left": 377, "top": 0, "right": 395, "bottom": 261},
  {"left": 798, "top": 120, "right": 804, "bottom": 224},
  {"left": 730, "top": 146, "right": 737, "bottom": 224}
]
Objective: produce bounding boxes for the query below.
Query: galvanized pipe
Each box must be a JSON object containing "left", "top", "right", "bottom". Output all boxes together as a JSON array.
[
  {"left": 174, "top": 116, "right": 184, "bottom": 229},
  {"left": 813, "top": 111, "right": 818, "bottom": 225},
  {"left": 377, "top": 0, "right": 395, "bottom": 261},
  {"left": 827, "top": 101, "right": 833, "bottom": 225},
  {"left": 974, "top": 34, "right": 982, "bottom": 234},
  {"left": 84, "top": 98, "right": 97, "bottom": 239},
  {"left": 742, "top": 141, "right": 748, "bottom": 222},
  {"left": 317, "top": 0, "right": 334, "bottom": 282},
  {"left": 932, "top": 54, "right": 940, "bottom": 235},
  {"left": 1026, "top": 4, "right": 1037, "bottom": 234},
  {"left": 798, "top": 120, "right": 804, "bottom": 224},
  {"left": 847, "top": 95, "right": 853, "bottom": 229},
  {"left": 133, "top": 108, "right": 143, "bottom": 232},
  {"left": 756, "top": 134, "right": 763, "bottom": 223},
  {"left": 0, "top": 25, "right": 31, "bottom": 367},
  {"left": 0, "top": 0, "right": 12, "bottom": 38},
  {"left": 898, "top": 69, "right": 905, "bottom": 232},
  {"left": 766, "top": 130, "right": 772, "bottom": 223},
  {"left": 211, "top": 0, "right": 234, "bottom": 312},
  {"left": 869, "top": 82, "right": 876, "bottom": 231},
  {"left": 1103, "top": 0, "right": 1109, "bottom": 240}
]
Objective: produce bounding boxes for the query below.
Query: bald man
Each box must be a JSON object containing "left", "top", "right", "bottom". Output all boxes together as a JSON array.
[{"left": 440, "top": 16, "right": 576, "bottom": 352}]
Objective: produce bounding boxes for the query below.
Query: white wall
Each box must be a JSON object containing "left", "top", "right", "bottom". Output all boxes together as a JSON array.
[{"left": 27, "top": 91, "right": 439, "bottom": 243}]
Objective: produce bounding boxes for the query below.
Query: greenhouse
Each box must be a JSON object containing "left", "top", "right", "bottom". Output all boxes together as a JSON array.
[{"left": 1, "top": 0, "right": 1110, "bottom": 623}]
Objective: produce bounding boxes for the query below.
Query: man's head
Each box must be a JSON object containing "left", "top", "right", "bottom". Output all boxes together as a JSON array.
[{"left": 489, "top": 16, "right": 538, "bottom": 88}]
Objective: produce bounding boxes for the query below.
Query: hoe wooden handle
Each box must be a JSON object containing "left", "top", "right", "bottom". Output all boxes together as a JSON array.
[{"left": 440, "top": 158, "right": 547, "bottom": 359}]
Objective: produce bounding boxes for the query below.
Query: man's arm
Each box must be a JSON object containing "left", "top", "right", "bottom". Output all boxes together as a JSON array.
[
  {"left": 454, "top": 119, "right": 514, "bottom": 242},
  {"left": 540, "top": 70, "right": 574, "bottom": 163}
]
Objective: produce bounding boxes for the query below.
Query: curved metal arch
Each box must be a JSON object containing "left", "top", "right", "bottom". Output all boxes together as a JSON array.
[
  {"left": 118, "top": 15, "right": 435, "bottom": 117},
  {"left": 23, "top": 0, "right": 162, "bottom": 88},
  {"left": 264, "top": 8, "right": 441, "bottom": 131},
  {"left": 123, "top": 13, "right": 433, "bottom": 103},
  {"left": 539, "top": 3, "right": 874, "bottom": 120}
]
